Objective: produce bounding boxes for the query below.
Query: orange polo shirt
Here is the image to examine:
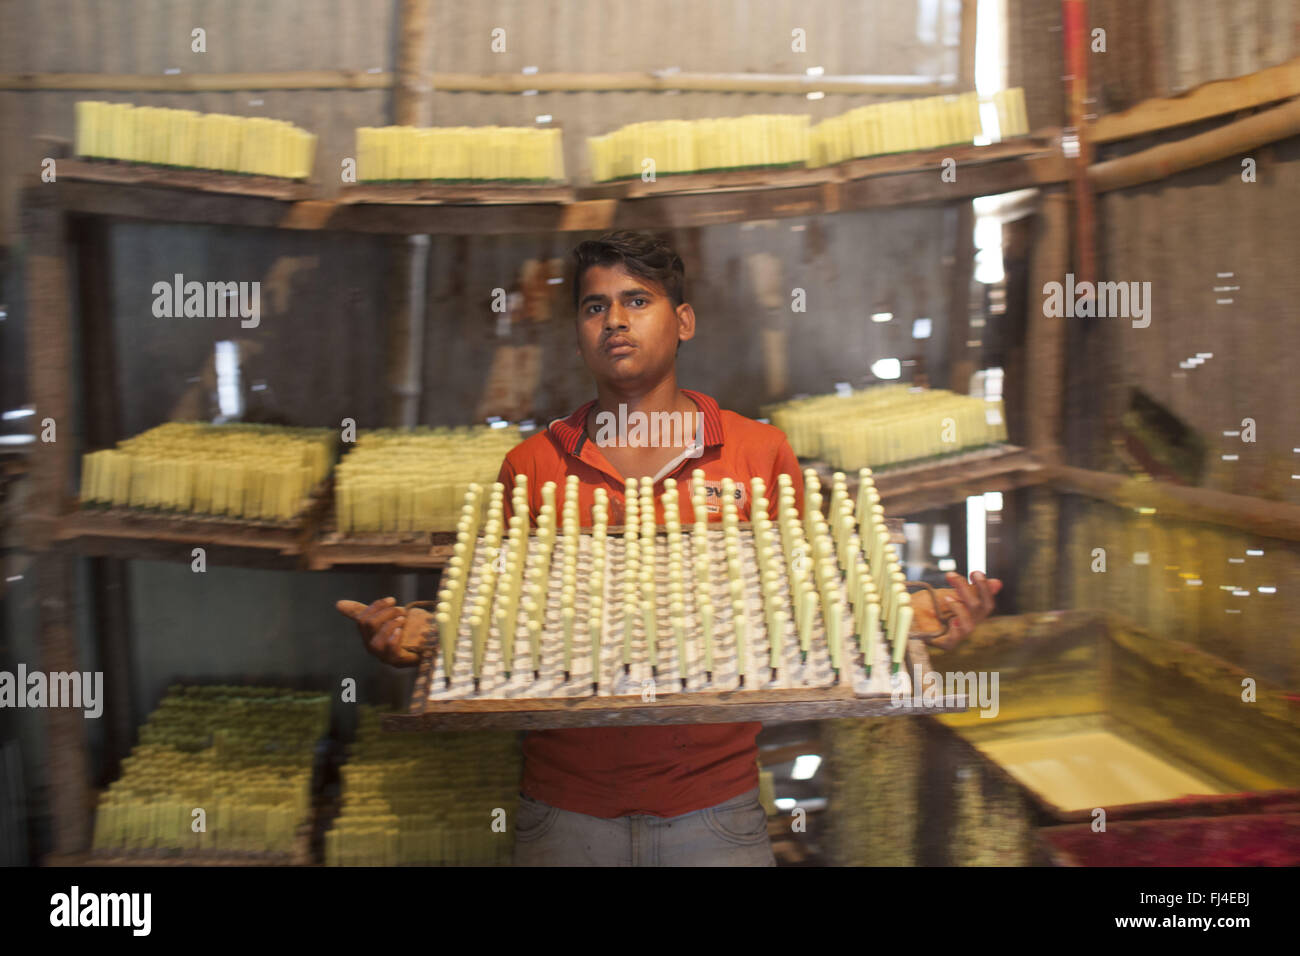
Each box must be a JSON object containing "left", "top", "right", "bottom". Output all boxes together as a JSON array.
[{"left": 496, "top": 389, "right": 805, "bottom": 818}]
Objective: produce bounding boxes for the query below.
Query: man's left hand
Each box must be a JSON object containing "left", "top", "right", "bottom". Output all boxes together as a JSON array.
[{"left": 911, "top": 571, "right": 1002, "bottom": 651}]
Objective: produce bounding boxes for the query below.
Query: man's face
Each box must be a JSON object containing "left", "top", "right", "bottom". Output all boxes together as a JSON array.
[{"left": 575, "top": 263, "right": 695, "bottom": 387}]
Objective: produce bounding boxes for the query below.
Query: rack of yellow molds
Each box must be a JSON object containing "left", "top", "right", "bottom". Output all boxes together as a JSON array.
[
  {"left": 67, "top": 101, "right": 318, "bottom": 199},
  {"left": 90, "top": 685, "right": 328, "bottom": 863},
  {"left": 766, "top": 385, "right": 1009, "bottom": 471}
]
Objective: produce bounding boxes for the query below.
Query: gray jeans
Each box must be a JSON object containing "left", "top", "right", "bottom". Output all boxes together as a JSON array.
[{"left": 513, "top": 786, "right": 776, "bottom": 866}]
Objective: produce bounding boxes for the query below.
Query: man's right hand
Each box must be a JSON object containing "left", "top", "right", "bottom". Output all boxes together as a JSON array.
[{"left": 335, "top": 597, "right": 430, "bottom": 668}]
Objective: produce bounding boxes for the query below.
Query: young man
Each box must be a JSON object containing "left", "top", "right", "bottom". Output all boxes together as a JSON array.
[{"left": 339, "top": 231, "right": 1001, "bottom": 866}]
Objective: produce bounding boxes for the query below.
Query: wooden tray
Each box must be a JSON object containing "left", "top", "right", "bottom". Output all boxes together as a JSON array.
[
  {"left": 388, "top": 636, "right": 962, "bottom": 731},
  {"left": 382, "top": 469, "right": 967, "bottom": 730}
]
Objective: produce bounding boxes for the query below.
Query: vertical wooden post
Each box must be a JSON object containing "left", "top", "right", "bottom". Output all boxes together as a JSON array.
[
  {"left": 72, "top": 217, "right": 136, "bottom": 782},
  {"left": 1019, "top": 486, "right": 1062, "bottom": 611},
  {"left": 1025, "top": 191, "right": 1069, "bottom": 465},
  {"left": 23, "top": 194, "right": 92, "bottom": 853},
  {"left": 386, "top": 0, "right": 435, "bottom": 429},
  {"left": 958, "top": 0, "right": 979, "bottom": 93},
  {"left": 387, "top": 0, "right": 438, "bottom": 657},
  {"left": 1062, "top": 0, "right": 1096, "bottom": 287},
  {"left": 1060, "top": 7, "right": 1092, "bottom": 629},
  {"left": 33, "top": 554, "right": 91, "bottom": 853},
  {"left": 1021, "top": 189, "right": 1070, "bottom": 611},
  {"left": 1019, "top": 0, "right": 1088, "bottom": 614},
  {"left": 949, "top": 2, "right": 978, "bottom": 395},
  {"left": 945, "top": 202, "right": 976, "bottom": 394},
  {"left": 395, "top": 0, "right": 435, "bottom": 128},
  {"left": 22, "top": 198, "right": 74, "bottom": 525}
]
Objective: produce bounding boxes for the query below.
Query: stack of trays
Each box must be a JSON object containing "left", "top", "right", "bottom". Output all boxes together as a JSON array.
[
  {"left": 333, "top": 426, "right": 523, "bottom": 534},
  {"left": 355, "top": 126, "right": 566, "bottom": 182},
  {"left": 75, "top": 102, "right": 317, "bottom": 178},
  {"left": 766, "top": 386, "right": 1008, "bottom": 470},
  {"left": 809, "top": 87, "right": 1031, "bottom": 166},
  {"left": 79, "top": 423, "right": 336, "bottom": 522},
  {"left": 91, "top": 685, "right": 328, "bottom": 858},
  {"left": 587, "top": 115, "right": 811, "bottom": 182},
  {"left": 585, "top": 87, "right": 1031, "bottom": 183},
  {"left": 326, "top": 709, "right": 519, "bottom": 866}
]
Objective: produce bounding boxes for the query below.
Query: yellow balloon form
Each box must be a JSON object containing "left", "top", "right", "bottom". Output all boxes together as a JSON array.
[{"left": 75, "top": 101, "right": 317, "bottom": 179}]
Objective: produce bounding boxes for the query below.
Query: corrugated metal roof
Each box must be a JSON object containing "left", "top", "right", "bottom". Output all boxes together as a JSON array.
[
  {"left": 0, "top": 0, "right": 970, "bottom": 234},
  {"left": 1085, "top": 135, "right": 1300, "bottom": 502},
  {"left": 0, "top": 0, "right": 971, "bottom": 432},
  {"left": 1009, "top": 0, "right": 1300, "bottom": 127}
]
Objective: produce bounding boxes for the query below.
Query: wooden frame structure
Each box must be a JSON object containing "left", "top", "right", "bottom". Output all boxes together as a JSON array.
[
  {"left": 17, "top": 0, "right": 1300, "bottom": 855},
  {"left": 23, "top": 136, "right": 1062, "bottom": 855}
]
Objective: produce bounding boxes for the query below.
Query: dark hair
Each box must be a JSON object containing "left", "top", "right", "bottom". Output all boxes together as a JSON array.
[{"left": 571, "top": 231, "right": 685, "bottom": 311}]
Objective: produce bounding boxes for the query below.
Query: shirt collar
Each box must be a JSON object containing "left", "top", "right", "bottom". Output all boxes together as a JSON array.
[{"left": 548, "top": 388, "right": 725, "bottom": 456}]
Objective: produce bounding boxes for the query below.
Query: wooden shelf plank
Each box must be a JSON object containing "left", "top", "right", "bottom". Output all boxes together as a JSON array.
[
  {"left": 38, "top": 181, "right": 304, "bottom": 230},
  {"left": 613, "top": 182, "right": 832, "bottom": 230},
  {"left": 58, "top": 159, "right": 315, "bottom": 200},
  {"left": 39, "top": 140, "right": 1068, "bottom": 235},
  {"left": 832, "top": 134, "right": 1057, "bottom": 180},
  {"left": 836, "top": 152, "right": 1068, "bottom": 210},
  {"left": 47, "top": 449, "right": 1047, "bottom": 569},
  {"left": 307, "top": 531, "right": 454, "bottom": 571},
  {"left": 1050, "top": 464, "right": 1300, "bottom": 543},
  {"left": 52, "top": 484, "right": 330, "bottom": 567},
  {"left": 53, "top": 535, "right": 305, "bottom": 569},
  {"left": 338, "top": 182, "right": 575, "bottom": 205},
  {"left": 810, "top": 444, "right": 1047, "bottom": 515},
  {"left": 1090, "top": 57, "right": 1300, "bottom": 144},
  {"left": 49, "top": 509, "right": 455, "bottom": 571},
  {"left": 56, "top": 508, "right": 306, "bottom": 549},
  {"left": 579, "top": 164, "right": 838, "bottom": 199}
]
